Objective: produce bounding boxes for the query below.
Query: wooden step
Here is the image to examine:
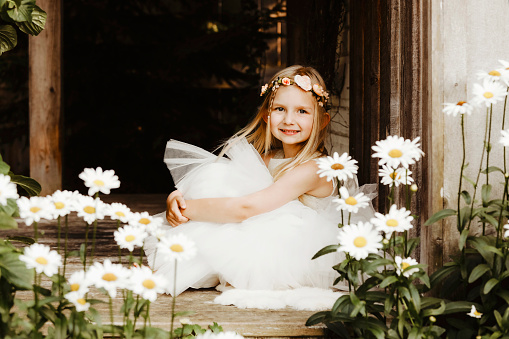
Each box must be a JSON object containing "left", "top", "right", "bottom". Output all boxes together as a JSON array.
[{"left": 3, "top": 194, "right": 327, "bottom": 338}]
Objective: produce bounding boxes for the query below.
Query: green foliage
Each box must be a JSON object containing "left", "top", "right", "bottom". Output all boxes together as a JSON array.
[{"left": 0, "top": 0, "right": 46, "bottom": 55}]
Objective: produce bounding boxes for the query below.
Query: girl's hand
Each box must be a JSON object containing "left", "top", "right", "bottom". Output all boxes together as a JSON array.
[{"left": 166, "top": 189, "right": 189, "bottom": 227}]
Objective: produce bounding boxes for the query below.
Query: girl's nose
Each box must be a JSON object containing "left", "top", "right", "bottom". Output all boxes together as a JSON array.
[{"left": 283, "top": 112, "right": 295, "bottom": 124}]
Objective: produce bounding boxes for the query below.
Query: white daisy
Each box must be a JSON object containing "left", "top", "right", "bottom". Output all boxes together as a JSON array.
[
  {"left": 467, "top": 305, "right": 482, "bottom": 319},
  {"left": 73, "top": 195, "right": 106, "bottom": 224},
  {"left": 442, "top": 101, "right": 474, "bottom": 117},
  {"left": 498, "top": 60, "right": 509, "bottom": 86},
  {"left": 105, "top": 202, "right": 132, "bottom": 223},
  {"left": 78, "top": 167, "right": 120, "bottom": 196},
  {"left": 503, "top": 223, "right": 509, "bottom": 238},
  {"left": 17, "top": 196, "right": 53, "bottom": 226},
  {"left": 315, "top": 152, "right": 358, "bottom": 182},
  {"left": 197, "top": 331, "right": 245, "bottom": 339},
  {"left": 394, "top": 256, "right": 419, "bottom": 278},
  {"left": 128, "top": 266, "right": 168, "bottom": 302},
  {"left": 379, "top": 165, "right": 414, "bottom": 187},
  {"left": 371, "top": 136, "right": 424, "bottom": 169},
  {"left": 333, "top": 187, "right": 370, "bottom": 214},
  {"left": 146, "top": 223, "right": 167, "bottom": 239},
  {"left": 114, "top": 225, "right": 148, "bottom": 252},
  {"left": 472, "top": 79, "right": 507, "bottom": 107},
  {"left": 500, "top": 129, "right": 509, "bottom": 147},
  {"left": 129, "top": 211, "right": 164, "bottom": 229},
  {"left": 476, "top": 69, "right": 504, "bottom": 82},
  {"left": 157, "top": 233, "right": 197, "bottom": 262},
  {"left": 47, "top": 190, "right": 77, "bottom": 218},
  {"left": 0, "top": 174, "right": 19, "bottom": 205},
  {"left": 64, "top": 291, "right": 90, "bottom": 312},
  {"left": 87, "top": 259, "right": 131, "bottom": 298},
  {"left": 68, "top": 270, "right": 91, "bottom": 295},
  {"left": 337, "top": 221, "right": 383, "bottom": 260},
  {"left": 370, "top": 204, "right": 414, "bottom": 238},
  {"left": 19, "top": 243, "right": 62, "bottom": 277}
]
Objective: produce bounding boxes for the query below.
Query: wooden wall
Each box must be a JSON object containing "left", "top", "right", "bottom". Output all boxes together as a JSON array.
[{"left": 349, "top": 0, "right": 441, "bottom": 269}]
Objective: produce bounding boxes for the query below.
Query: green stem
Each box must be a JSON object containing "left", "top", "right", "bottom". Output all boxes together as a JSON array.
[
  {"left": 33, "top": 272, "right": 38, "bottom": 338},
  {"left": 496, "top": 177, "right": 509, "bottom": 248},
  {"left": 502, "top": 87, "right": 508, "bottom": 173},
  {"left": 64, "top": 215, "right": 69, "bottom": 278},
  {"left": 144, "top": 302, "right": 150, "bottom": 337},
  {"left": 33, "top": 221, "right": 38, "bottom": 243},
  {"left": 84, "top": 222, "right": 89, "bottom": 271},
  {"left": 170, "top": 260, "right": 178, "bottom": 338},
  {"left": 109, "top": 296, "right": 114, "bottom": 333},
  {"left": 458, "top": 115, "right": 466, "bottom": 232},
  {"left": 467, "top": 107, "right": 490, "bottom": 232},
  {"left": 91, "top": 219, "right": 98, "bottom": 265}
]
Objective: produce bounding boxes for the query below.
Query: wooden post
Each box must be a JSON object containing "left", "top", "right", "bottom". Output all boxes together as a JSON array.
[{"left": 28, "top": 0, "right": 62, "bottom": 195}]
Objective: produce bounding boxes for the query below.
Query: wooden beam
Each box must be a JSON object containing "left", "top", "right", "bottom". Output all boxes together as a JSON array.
[{"left": 29, "top": 0, "right": 62, "bottom": 195}]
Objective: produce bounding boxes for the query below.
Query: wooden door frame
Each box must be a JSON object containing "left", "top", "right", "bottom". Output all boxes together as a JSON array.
[{"left": 349, "top": 0, "right": 444, "bottom": 272}]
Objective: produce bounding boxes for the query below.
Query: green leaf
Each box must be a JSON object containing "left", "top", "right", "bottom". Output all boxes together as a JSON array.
[
  {"left": 443, "top": 301, "right": 478, "bottom": 315},
  {"left": 482, "top": 166, "right": 503, "bottom": 174},
  {"left": 16, "top": 4, "right": 45, "bottom": 36},
  {"left": 6, "top": 0, "right": 35, "bottom": 22},
  {"left": 482, "top": 184, "right": 492, "bottom": 206},
  {"left": 468, "top": 263, "right": 491, "bottom": 283},
  {"left": 484, "top": 278, "right": 499, "bottom": 294},
  {"left": 459, "top": 228, "right": 469, "bottom": 250},
  {"left": 7, "top": 235, "right": 34, "bottom": 244},
  {"left": 0, "top": 24, "right": 17, "bottom": 55},
  {"left": 305, "top": 311, "right": 328, "bottom": 326},
  {"left": 460, "top": 190, "right": 472, "bottom": 204},
  {"left": 0, "top": 251, "right": 34, "bottom": 289},
  {"left": 8, "top": 173, "right": 41, "bottom": 196},
  {"left": 422, "top": 300, "right": 446, "bottom": 317},
  {"left": 408, "top": 283, "right": 421, "bottom": 313},
  {"left": 424, "top": 209, "right": 457, "bottom": 226},
  {"left": 312, "top": 244, "right": 339, "bottom": 260},
  {"left": 380, "top": 275, "right": 399, "bottom": 288},
  {"left": 0, "top": 211, "right": 17, "bottom": 230}
]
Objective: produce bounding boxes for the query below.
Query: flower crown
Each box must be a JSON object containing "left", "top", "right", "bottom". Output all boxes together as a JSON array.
[{"left": 260, "top": 75, "right": 330, "bottom": 110}]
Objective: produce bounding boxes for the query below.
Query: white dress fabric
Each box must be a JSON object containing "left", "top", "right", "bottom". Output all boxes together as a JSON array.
[{"left": 144, "top": 137, "right": 376, "bottom": 309}]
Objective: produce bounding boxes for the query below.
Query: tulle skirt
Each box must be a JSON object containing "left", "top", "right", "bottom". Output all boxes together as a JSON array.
[{"left": 144, "top": 138, "right": 368, "bottom": 296}]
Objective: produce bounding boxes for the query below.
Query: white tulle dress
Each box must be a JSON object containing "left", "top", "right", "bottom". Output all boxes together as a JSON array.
[{"left": 144, "top": 138, "right": 375, "bottom": 309}]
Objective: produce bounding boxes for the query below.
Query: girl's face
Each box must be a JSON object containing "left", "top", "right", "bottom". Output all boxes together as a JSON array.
[{"left": 269, "top": 85, "right": 316, "bottom": 158}]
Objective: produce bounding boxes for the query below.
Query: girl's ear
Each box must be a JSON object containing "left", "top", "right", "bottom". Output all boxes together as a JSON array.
[
  {"left": 321, "top": 113, "right": 331, "bottom": 129},
  {"left": 262, "top": 113, "right": 269, "bottom": 123}
]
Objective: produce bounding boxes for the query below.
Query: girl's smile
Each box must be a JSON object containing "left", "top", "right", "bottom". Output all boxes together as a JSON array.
[{"left": 269, "top": 85, "right": 316, "bottom": 157}]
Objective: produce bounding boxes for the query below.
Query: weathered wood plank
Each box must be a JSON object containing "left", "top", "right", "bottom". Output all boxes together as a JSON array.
[{"left": 28, "top": 0, "right": 62, "bottom": 195}]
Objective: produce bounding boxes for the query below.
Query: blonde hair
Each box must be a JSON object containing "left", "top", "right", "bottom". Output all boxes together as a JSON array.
[{"left": 220, "top": 65, "right": 330, "bottom": 181}]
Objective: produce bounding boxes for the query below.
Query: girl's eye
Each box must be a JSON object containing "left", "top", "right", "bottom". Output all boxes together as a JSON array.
[
  {"left": 274, "top": 107, "right": 285, "bottom": 112},
  {"left": 298, "top": 109, "right": 308, "bottom": 114}
]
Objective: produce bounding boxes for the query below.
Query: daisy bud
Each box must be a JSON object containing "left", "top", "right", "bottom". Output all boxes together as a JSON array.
[
  {"left": 382, "top": 239, "right": 390, "bottom": 245},
  {"left": 429, "top": 316, "right": 436, "bottom": 323},
  {"left": 410, "top": 184, "right": 418, "bottom": 192}
]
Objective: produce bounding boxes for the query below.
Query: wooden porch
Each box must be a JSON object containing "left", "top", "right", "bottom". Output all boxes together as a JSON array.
[{"left": 1, "top": 194, "right": 327, "bottom": 338}]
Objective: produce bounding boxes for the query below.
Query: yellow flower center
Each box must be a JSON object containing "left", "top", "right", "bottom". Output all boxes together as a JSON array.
[
  {"left": 115, "top": 211, "right": 125, "bottom": 217},
  {"left": 54, "top": 202, "right": 65, "bottom": 209},
  {"left": 102, "top": 273, "right": 117, "bottom": 282},
  {"left": 93, "top": 179, "right": 105, "bottom": 186},
  {"left": 484, "top": 92, "right": 494, "bottom": 99},
  {"left": 170, "top": 244, "right": 184, "bottom": 252},
  {"left": 457, "top": 101, "right": 466, "bottom": 106},
  {"left": 70, "top": 283, "right": 80, "bottom": 291},
  {"left": 77, "top": 298, "right": 87, "bottom": 305},
  {"left": 386, "top": 219, "right": 399, "bottom": 227},
  {"left": 35, "top": 256, "right": 48, "bottom": 265},
  {"left": 345, "top": 197, "right": 357, "bottom": 205},
  {"left": 388, "top": 149, "right": 403, "bottom": 158},
  {"left": 353, "top": 236, "right": 367, "bottom": 248},
  {"left": 389, "top": 172, "right": 398, "bottom": 180},
  {"left": 331, "top": 163, "right": 344, "bottom": 170},
  {"left": 401, "top": 262, "right": 410, "bottom": 270},
  {"left": 489, "top": 70, "right": 501, "bottom": 76},
  {"left": 139, "top": 218, "right": 150, "bottom": 225},
  {"left": 474, "top": 310, "right": 482, "bottom": 316},
  {"left": 125, "top": 235, "right": 136, "bottom": 242},
  {"left": 142, "top": 279, "right": 156, "bottom": 289},
  {"left": 83, "top": 206, "right": 95, "bottom": 214},
  {"left": 30, "top": 206, "right": 41, "bottom": 213}
]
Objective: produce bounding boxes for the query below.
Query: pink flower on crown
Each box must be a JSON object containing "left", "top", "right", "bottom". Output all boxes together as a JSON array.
[
  {"left": 295, "top": 75, "right": 312, "bottom": 91},
  {"left": 281, "top": 77, "right": 291, "bottom": 86},
  {"left": 313, "top": 84, "right": 324, "bottom": 96}
]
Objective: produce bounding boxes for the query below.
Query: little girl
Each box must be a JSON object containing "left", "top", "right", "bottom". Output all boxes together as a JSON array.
[{"left": 144, "top": 65, "right": 374, "bottom": 304}]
